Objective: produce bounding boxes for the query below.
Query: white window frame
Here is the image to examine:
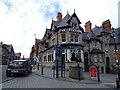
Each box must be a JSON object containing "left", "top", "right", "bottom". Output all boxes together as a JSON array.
[
  {"left": 99, "top": 54, "right": 103, "bottom": 62},
  {"left": 93, "top": 54, "right": 98, "bottom": 62}
]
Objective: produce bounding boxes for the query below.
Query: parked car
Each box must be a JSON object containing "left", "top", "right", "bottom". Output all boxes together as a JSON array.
[{"left": 6, "top": 60, "right": 32, "bottom": 77}]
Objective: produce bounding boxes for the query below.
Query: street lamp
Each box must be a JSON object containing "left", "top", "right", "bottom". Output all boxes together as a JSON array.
[
  {"left": 112, "top": 28, "right": 120, "bottom": 88},
  {"left": 55, "top": 29, "right": 59, "bottom": 78}
]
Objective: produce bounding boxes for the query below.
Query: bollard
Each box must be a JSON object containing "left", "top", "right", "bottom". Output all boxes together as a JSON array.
[
  {"left": 61, "top": 66, "right": 63, "bottom": 78},
  {"left": 37, "top": 64, "right": 39, "bottom": 70},
  {"left": 41, "top": 65, "right": 43, "bottom": 75},
  {"left": 116, "top": 78, "right": 120, "bottom": 88},
  {"left": 97, "top": 66, "right": 100, "bottom": 82},
  {"left": 52, "top": 65, "right": 55, "bottom": 78}
]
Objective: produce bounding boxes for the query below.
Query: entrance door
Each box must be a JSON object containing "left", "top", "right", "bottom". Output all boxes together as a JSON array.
[
  {"left": 84, "top": 53, "right": 89, "bottom": 71},
  {"left": 62, "top": 54, "right": 65, "bottom": 66},
  {"left": 106, "top": 57, "right": 110, "bottom": 73},
  {"left": 61, "top": 54, "right": 65, "bottom": 77}
]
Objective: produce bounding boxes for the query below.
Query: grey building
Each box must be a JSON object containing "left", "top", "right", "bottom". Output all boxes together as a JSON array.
[
  {"left": 83, "top": 20, "right": 120, "bottom": 73},
  {"left": 37, "top": 11, "right": 84, "bottom": 69}
]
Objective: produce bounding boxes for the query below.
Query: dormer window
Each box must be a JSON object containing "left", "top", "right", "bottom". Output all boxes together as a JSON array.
[
  {"left": 74, "top": 23, "right": 77, "bottom": 28},
  {"left": 45, "top": 42, "right": 49, "bottom": 48},
  {"left": 72, "top": 23, "right": 77, "bottom": 28}
]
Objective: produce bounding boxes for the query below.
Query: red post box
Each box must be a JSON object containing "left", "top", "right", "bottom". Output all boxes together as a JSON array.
[{"left": 89, "top": 66, "right": 97, "bottom": 78}]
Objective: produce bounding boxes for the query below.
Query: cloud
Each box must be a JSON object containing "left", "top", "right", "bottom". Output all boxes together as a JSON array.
[{"left": 0, "top": 0, "right": 119, "bottom": 58}]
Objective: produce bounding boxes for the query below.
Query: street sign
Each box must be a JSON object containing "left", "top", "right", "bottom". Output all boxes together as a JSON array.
[
  {"left": 89, "top": 66, "right": 97, "bottom": 78},
  {"left": 115, "top": 52, "right": 120, "bottom": 60}
]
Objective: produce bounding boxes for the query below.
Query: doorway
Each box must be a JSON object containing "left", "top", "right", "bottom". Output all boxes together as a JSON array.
[
  {"left": 84, "top": 53, "right": 89, "bottom": 71},
  {"left": 106, "top": 57, "right": 110, "bottom": 73}
]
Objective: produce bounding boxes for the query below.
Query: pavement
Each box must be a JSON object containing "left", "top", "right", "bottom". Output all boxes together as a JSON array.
[{"left": 32, "top": 66, "right": 118, "bottom": 86}]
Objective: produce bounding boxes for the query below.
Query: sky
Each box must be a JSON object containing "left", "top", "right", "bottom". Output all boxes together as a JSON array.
[{"left": 0, "top": 0, "right": 119, "bottom": 58}]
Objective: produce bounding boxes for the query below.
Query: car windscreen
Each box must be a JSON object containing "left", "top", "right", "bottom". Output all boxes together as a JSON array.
[{"left": 9, "top": 61, "right": 24, "bottom": 66}]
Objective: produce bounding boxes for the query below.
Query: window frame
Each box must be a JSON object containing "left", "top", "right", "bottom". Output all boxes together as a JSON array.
[{"left": 61, "top": 33, "right": 66, "bottom": 42}]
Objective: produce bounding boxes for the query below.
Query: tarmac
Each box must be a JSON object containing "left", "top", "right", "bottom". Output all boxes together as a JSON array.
[{"left": 33, "top": 66, "right": 118, "bottom": 86}]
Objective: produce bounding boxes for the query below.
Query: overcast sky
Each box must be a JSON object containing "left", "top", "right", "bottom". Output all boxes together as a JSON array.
[{"left": 0, "top": 0, "right": 119, "bottom": 58}]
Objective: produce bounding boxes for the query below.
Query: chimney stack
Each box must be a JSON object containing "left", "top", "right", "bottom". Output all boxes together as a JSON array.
[
  {"left": 56, "top": 12, "right": 62, "bottom": 23},
  {"left": 84, "top": 21, "right": 92, "bottom": 32},
  {"left": 102, "top": 19, "right": 111, "bottom": 31}
]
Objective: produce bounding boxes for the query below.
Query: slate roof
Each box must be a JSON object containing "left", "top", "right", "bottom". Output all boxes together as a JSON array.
[
  {"left": 42, "top": 12, "right": 84, "bottom": 43},
  {"left": 67, "top": 12, "right": 81, "bottom": 24},
  {"left": 82, "top": 32, "right": 100, "bottom": 41},
  {"left": 88, "top": 32, "right": 100, "bottom": 40},
  {"left": 82, "top": 32, "right": 90, "bottom": 41},
  {"left": 109, "top": 28, "right": 120, "bottom": 45},
  {"left": 92, "top": 25, "right": 110, "bottom": 36},
  {"left": 42, "top": 28, "right": 51, "bottom": 42},
  {"left": 57, "top": 13, "right": 71, "bottom": 28},
  {"left": 52, "top": 20, "right": 59, "bottom": 27},
  {"left": 57, "top": 12, "right": 82, "bottom": 29},
  {"left": 79, "top": 26, "right": 84, "bottom": 33}
]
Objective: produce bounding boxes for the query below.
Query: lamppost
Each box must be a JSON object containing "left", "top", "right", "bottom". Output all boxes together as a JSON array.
[
  {"left": 112, "top": 28, "right": 120, "bottom": 88},
  {"left": 56, "top": 29, "right": 59, "bottom": 78}
]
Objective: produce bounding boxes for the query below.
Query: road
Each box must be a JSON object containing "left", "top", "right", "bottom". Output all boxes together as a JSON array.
[{"left": 1, "top": 71, "right": 118, "bottom": 89}]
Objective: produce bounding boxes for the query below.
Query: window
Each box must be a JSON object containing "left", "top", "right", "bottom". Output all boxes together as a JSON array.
[
  {"left": 70, "top": 34, "right": 79, "bottom": 42},
  {"left": 93, "top": 41, "right": 97, "bottom": 47},
  {"left": 72, "top": 23, "right": 77, "bottom": 28},
  {"left": 99, "top": 54, "right": 103, "bottom": 62},
  {"left": 48, "top": 55, "right": 50, "bottom": 62},
  {"left": 45, "top": 42, "right": 48, "bottom": 48},
  {"left": 72, "top": 23, "right": 74, "bottom": 27},
  {"left": 75, "top": 34, "right": 79, "bottom": 42},
  {"left": 62, "top": 49, "right": 65, "bottom": 53},
  {"left": 52, "top": 54, "right": 54, "bottom": 61},
  {"left": 74, "top": 23, "right": 77, "bottom": 28},
  {"left": 70, "top": 49, "right": 76, "bottom": 61},
  {"left": 61, "top": 34, "right": 66, "bottom": 42},
  {"left": 93, "top": 54, "right": 98, "bottom": 62},
  {"left": 44, "top": 55, "right": 47, "bottom": 61},
  {"left": 71, "top": 34, "right": 74, "bottom": 42}
]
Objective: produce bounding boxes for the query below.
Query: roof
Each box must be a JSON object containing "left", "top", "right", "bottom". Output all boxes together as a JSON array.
[
  {"left": 57, "top": 13, "right": 71, "bottom": 28},
  {"left": 35, "top": 39, "right": 41, "bottom": 44},
  {"left": 88, "top": 32, "right": 100, "bottom": 40},
  {"left": 109, "top": 28, "right": 120, "bottom": 45},
  {"left": 82, "top": 32, "right": 100, "bottom": 41},
  {"left": 52, "top": 20, "right": 59, "bottom": 27},
  {"left": 42, "top": 28, "right": 51, "bottom": 41},
  {"left": 82, "top": 32, "right": 90, "bottom": 41},
  {"left": 67, "top": 12, "right": 81, "bottom": 24},
  {"left": 92, "top": 26, "right": 110, "bottom": 36}
]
